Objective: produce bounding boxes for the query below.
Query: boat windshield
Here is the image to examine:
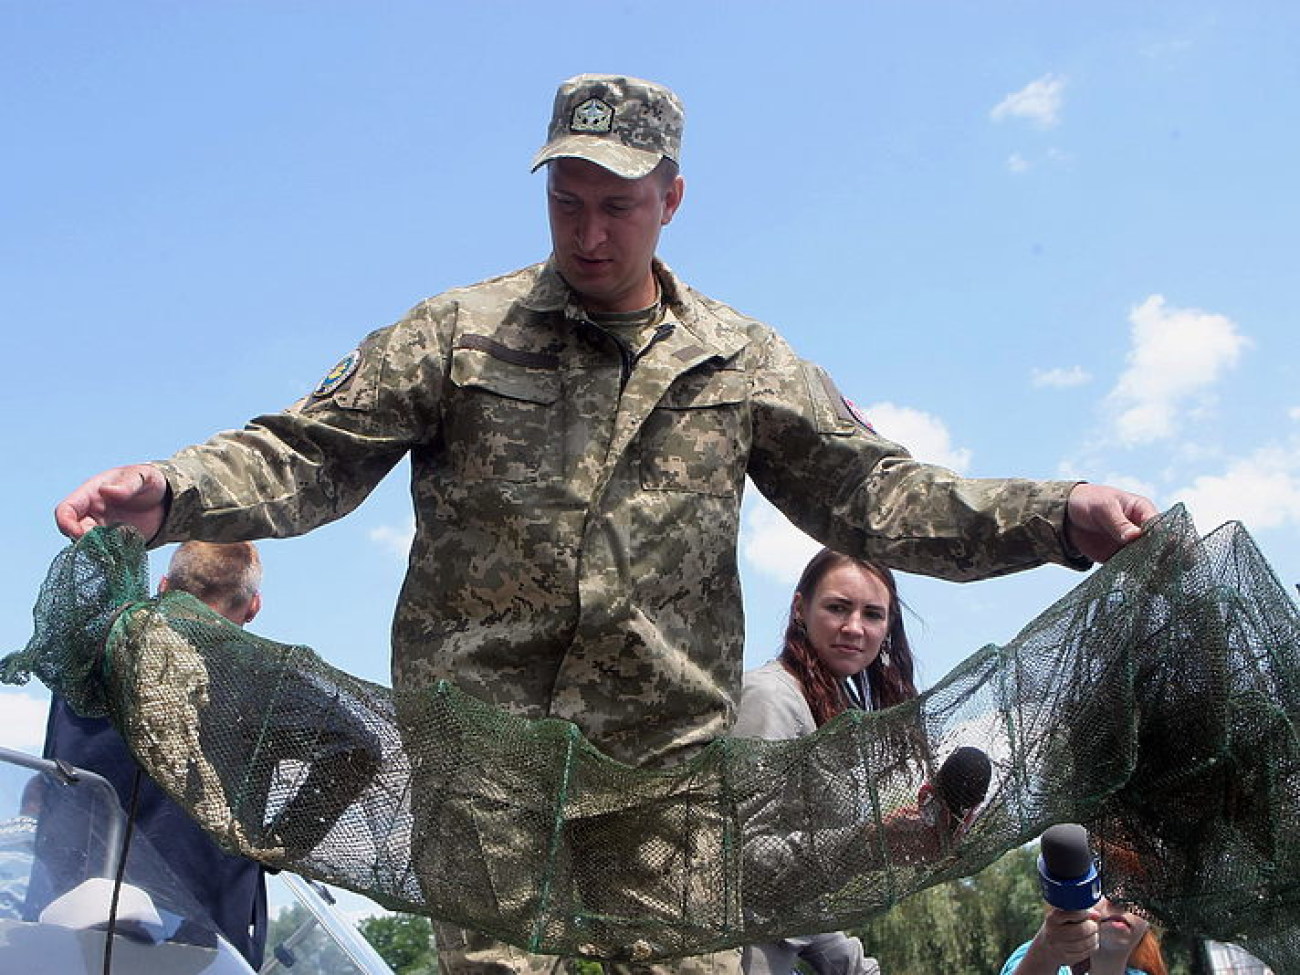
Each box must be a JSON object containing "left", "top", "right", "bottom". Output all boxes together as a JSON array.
[{"left": 0, "top": 745, "right": 395, "bottom": 974}]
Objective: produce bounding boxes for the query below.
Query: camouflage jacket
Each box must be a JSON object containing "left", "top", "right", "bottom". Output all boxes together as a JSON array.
[{"left": 156, "top": 260, "right": 1085, "bottom": 767}]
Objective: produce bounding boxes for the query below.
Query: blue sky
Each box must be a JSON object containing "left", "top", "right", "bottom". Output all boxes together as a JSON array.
[{"left": 2, "top": 2, "right": 1298, "bottom": 771}]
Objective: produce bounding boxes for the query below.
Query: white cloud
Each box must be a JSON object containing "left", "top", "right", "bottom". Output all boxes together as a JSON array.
[
  {"left": 1031, "top": 365, "right": 1092, "bottom": 389},
  {"left": 1171, "top": 442, "right": 1300, "bottom": 533},
  {"left": 1052, "top": 450, "right": 1159, "bottom": 500},
  {"left": 1101, "top": 472, "right": 1159, "bottom": 499},
  {"left": 1107, "top": 295, "right": 1250, "bottom": 446},
  {"left": 1290, "top": 407, "right": 1300, "bottom": 422},
  {"left": 0, "top": 689, "right": 50, "bottom": 753},
  {"left": 863, "top": 402, "right": 972, "bottom": 473},
  {"left": 369, "top": 519, "right": 415, "bottom": 561},
  {"left": 1004, "top": 148, "right": 1071, "bottom": 175},
  {"left": 740, "top": 494, "right": 822, "bottom": 587},
  {"left": 990, "top": 74, "right": 1067, "bottom": 128}
]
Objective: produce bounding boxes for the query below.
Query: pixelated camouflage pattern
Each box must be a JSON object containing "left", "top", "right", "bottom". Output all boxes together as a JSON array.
[
  {"left": 531, "top": 74, "right": 684, "bottom": 179},
  {"left": 112, "top": 596, "right": 269, "bottom": 855},
  {"left": 432, "top": 923, "right": 741, "bottom": 975},
  {"left": 155, "top": 259, "right": 1083, "bottom": 770}
]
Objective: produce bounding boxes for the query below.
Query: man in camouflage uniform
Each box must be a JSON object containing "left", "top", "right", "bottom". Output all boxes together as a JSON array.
[{"left": 56, "top": 74, "right": 1156, "bottom": 975}]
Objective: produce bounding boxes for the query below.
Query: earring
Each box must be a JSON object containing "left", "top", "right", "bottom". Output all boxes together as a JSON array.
[{"left": 878, "top": 637, "right": 892, "bottom": 668}]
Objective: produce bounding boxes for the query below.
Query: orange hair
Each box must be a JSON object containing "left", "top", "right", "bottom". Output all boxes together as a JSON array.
[
  {"left": 1127, "top": 929, "right": 1167, "bottom": 975},
  {"left": 1084, "top": 836, "right": 1168, "bottom": 975}
]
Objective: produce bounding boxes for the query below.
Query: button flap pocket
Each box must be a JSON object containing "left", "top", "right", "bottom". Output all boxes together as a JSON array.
[
  {"left": 451, "top": 335, "right": 560, "bottom": 405},
  {"left": 659, "top": 367, "right": 747, "bottom": 410}
]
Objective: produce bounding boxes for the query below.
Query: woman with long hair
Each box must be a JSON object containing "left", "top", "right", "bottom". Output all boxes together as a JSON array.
[{"left": 732, "top": 548, "right": 919, "bottom": 975}]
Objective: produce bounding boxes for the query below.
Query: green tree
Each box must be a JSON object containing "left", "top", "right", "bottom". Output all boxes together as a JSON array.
[
  {"left": 849, "top": 846, "right": 1047, "bottom": 974},
  {"left": 956, "top": 843, "right": 1044, "bottom": 970},
  {"left": 357, "top": 913, "right": 437, "bottom": 974}
]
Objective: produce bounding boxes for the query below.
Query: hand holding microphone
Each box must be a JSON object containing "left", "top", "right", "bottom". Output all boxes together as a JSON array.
[
  {"left": 1012, "top": 825, "right": 1156, "bottom": 975},
  {"left": 1034, "top": 823, "right": 1102, "bottom": 975},
  {"left": 919, "top": 745, "right": 993, "bottom": 836},
  {"left": 882, "top": 746, "right": 993, "bottom": 863},
  {"left": 879, "top": 745, "right": 996, "bottom": 865}
]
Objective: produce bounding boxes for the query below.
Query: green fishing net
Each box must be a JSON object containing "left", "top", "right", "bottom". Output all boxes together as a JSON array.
[{"left": 3, "top": 506, "right": 1298, "bottom": 969}]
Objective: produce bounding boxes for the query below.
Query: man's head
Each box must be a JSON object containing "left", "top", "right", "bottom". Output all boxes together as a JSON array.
[
  {"left": 159, "top": 540, "right": 262, "bottom": 626},
  {"left": 534, "top": 74, "right": 686, "bottom": 313}
]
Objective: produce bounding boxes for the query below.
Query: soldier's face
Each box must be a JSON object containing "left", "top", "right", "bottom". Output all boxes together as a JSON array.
[
  {"left": 546, "top": 157, "right": 684, "bottom": 313},
  {"left": 794, "top": 564, "right": 892, "bottom": 681}
]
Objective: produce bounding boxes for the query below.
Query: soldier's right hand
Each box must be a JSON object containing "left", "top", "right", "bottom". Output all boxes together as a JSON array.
[{"left": 55, "top": 464, "right": 168, "bottom": 541}]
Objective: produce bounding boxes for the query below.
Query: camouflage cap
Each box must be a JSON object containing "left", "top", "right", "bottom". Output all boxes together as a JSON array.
[{"left": 531, "top": 74, "right": 684, "bottom": 180}]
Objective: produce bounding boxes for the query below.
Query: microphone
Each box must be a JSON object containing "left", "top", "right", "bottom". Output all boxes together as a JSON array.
[
  {"left": 934, "top": 746, "right": 992, "bottom": 822},
  {"left": 920, "top": 746, "right": 993, "bottom": 835},
  {"left": 1038, "top": 823, "right": 1101, "bottom": 974}
]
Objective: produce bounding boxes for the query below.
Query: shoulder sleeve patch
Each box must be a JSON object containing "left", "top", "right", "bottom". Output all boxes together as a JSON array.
[
  {"left": 313, "top": 349, "right": 361, "bottom": 398},
  {"left": 842, "top": 396, "right": 877, "bottom": 434},
  {"left": 802, "top": 362, "right": 870, "bottom": 435}
]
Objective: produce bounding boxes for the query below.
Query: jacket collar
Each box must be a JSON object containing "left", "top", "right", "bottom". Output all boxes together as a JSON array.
[{"left": 520, "top": 258, "right": 748, "bottom": 360}]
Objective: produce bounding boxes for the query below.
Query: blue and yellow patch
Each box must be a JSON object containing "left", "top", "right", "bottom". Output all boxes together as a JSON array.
[{"left": 314, "top": 350, "right": 360, "bottom": 398}]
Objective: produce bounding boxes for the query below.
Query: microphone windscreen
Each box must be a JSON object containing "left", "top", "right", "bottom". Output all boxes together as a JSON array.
[
  {"left": 934, "top": 745, "right": 992, "bottom": 816},
  {"left": 1040, "top": 823, "right": 1093, "bottom": 881}
]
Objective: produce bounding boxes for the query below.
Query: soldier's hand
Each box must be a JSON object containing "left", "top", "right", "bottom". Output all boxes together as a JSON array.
[
  {"left": 1064, "top": 484, "right": 1158, "bottom": 563},
  {"left": 55, "top": 464, "right": 168, "bottom": 541}
]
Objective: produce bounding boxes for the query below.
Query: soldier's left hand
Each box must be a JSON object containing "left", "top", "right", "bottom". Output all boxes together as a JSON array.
[{"left": 1064, "top": 484, "right": 1159, "bottom": 563}]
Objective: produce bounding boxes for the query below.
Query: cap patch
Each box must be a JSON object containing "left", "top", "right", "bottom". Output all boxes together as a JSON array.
[
  {"left": 314, "top": 350, "right": 360, "bottom": 398},
  {"left": 570, "top": 97, "right": 614, "bottom": 134}
]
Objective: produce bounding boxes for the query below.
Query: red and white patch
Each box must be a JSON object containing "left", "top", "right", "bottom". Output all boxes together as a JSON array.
[{"left": 843, "top": 397, "right": 877, "bottom": 434}]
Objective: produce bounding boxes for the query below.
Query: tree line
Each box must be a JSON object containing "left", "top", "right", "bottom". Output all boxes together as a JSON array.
[{"left": 301, "top": 846, "right": 1210, "bottom": 974}]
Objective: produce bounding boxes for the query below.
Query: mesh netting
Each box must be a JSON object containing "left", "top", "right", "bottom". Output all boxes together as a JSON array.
[{"left": 3, "top": 506, "right": 1299, "bottom": 968}]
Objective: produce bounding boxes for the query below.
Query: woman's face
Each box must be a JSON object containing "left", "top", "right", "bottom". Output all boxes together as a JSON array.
[
  {"left": 794, "top": 563, "right": 892, "bottom": 680},
  {"left": 1094, "top": 897, "right": 1151, "bottom": 960}
]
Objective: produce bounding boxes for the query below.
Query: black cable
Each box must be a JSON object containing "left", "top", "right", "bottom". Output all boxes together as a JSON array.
[{"left": 102, "top": 766, "right": 144, "bottom": 975}]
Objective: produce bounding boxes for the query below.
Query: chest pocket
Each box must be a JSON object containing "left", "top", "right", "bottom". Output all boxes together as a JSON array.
[
  {"left": 640, "top": 368, "right": 749, "bottom": 497},
  {"left": 445, "top": 340, "right": 561, "bottom": 482}
]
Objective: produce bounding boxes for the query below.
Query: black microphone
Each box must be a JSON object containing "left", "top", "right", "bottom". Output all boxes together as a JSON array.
[
  {"left": 934, "top": 745, "right": 992, "bottom": 822},
  {"left": 1038, "top": 823, "right": 1101, "bottom": 974}
]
